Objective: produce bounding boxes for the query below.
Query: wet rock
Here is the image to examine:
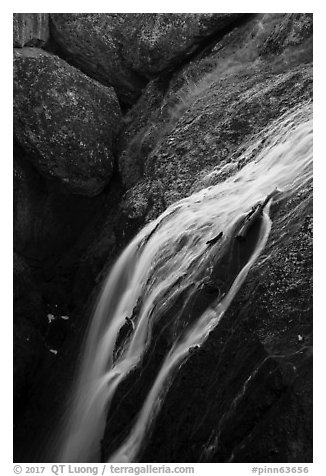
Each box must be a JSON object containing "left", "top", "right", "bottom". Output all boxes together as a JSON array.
[
  {"left": 50, "top": 13, "right": 245, "bottom": 105},
  {"left": 14, "top": 48, "right": 121, "bottom": 196},
  {"left": 135, "top": 181, "right": 313, "bottom": 463},
  {"left": 117, "top": 14, "right": 245, "bottom": 77},
  {"left": 258, "top": 13, "right": 313, "bottom": 58},
  {"left": 117, "top": 13, "right": 312, "bottom": 217},
  {"left": 13, "top": 13, "right": 50, "bottom": 47},
  {"left": 121, "top": 65, "right": 312, "bottom": 221}
]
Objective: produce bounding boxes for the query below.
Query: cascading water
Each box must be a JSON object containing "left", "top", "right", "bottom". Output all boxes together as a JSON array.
[{"left": 55, "top": 101, "right": 312, "bottom": 463}]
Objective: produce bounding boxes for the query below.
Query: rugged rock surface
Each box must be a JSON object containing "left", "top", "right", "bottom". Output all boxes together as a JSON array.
[
  {"left": 120, "top": 63, "right": 312, "bottom": 224},
  {"left": 50, "top": 13, "right": 245, "bottom": 105},
  {"left": 117, "top": 13, "right": 313, "bottom": 221},
  {"left": 259, "top": 13, "right": 313, "bottom": 57},
  {"left": 14, "top": 48, "right": 121, "bottom": 196},
  {"left": 13, "top": 13, "right": 50, "bottom": 47}
]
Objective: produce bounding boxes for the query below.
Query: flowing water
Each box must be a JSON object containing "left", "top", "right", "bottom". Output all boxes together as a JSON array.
[{"left": 55, "top": 101, "right": 312, "bottom": 463}]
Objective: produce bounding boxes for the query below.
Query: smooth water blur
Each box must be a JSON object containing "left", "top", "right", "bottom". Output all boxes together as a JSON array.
[{"left": 55, "top": 101, "right": 312, "bottom": 463}]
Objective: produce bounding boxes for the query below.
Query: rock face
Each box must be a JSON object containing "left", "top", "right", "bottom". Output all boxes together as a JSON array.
[
  {"left": 14, "top": 48, "right": 121, "bottom": 196},
  {"left": 50, "top": 13, "right": 245, "bottom": 104},
  {"left": 13, "top": 13, "right": 50, "bottom": 47},
  {"left": 119, "top": 66, "right": 312, "bottom": 225},
  {"left": 117, "top": 13, "right": 313, "bottom": 223},
  {"left": 259, "top": 13, "right": 313, "bottom": 57}
]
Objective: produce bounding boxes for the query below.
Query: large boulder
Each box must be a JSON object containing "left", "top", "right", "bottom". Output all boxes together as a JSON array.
[
  {"left": 50, "top": 13, "right": 245, "bottom": 104},
  {"left": 14, "top": 48, "right": 121, "bottom": 196},
  {"left": 13, "top": 13, "right": 50, "bottom": 47}
]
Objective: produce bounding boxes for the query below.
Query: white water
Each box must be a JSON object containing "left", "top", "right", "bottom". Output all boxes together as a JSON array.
[{"left": 56, "top": 101, "right": 312, "bottom": 463}]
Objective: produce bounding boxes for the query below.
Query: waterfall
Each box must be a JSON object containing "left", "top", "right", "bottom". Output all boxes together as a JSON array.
[{"left": 55, "top": 101, "right": 312, "bottom": 463}]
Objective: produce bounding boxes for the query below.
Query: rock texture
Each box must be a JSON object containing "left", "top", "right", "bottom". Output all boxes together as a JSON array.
[
  {"left": 259, "top": 13, "right": 313, "bottom": 57},
  {"left": 13, "top": 13, "right": 50, "bottom": 47},
  {"left": 120, "top": 66, "right": 312, "bottom": 223},
  {"left": 14, "top": 48, "right": 121, "bottom": 196},
  {"left": 50, "top": 13, "right": 245, "bottom": 104},
  {"left": 117, "top": 13, "right": 313, "bottom": 223}
]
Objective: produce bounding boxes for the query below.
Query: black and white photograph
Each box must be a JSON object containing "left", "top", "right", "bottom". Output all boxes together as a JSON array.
[{"left": 10, "top": 5, "right": 316, "bottom": 472}]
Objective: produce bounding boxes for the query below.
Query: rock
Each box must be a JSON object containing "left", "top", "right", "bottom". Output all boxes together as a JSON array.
[
  {"left": 116, "top": 12, "right": 313, "bottom": 225},
  {"left": 258, "top": 13, "right": 313, "bottom": 58},
  {"left": 13, "top": 48, "right": 121, "bottom": 196},
  {"left": 50, "top": 13, "right": 245, "bottom": 105},
  {"left": 117, "top": 14, "right": 246, "bottom": 77},
  {"left": 117, "top": 14, "right": 313, "bottom": 202},
  {"left": 13, "top": 13, "right": 50, "bottom": 47},
  {"left": 102, "top": 178, "right": 312, "bottom": 463}
]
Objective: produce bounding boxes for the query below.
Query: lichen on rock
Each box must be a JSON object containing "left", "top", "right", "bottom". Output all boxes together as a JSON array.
[
  {"left": 50, "top": 13, "right": 245, "bottom": 105},
  {"left": 14, "top": 47, "right": 121, "bottom": 196}
]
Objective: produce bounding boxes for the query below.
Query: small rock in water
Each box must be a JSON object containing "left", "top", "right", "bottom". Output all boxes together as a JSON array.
[
  {"left": 189, "top": 345, "right": 200, "bottom": 354},
  {"left": 49, "top": 349, "right": 58, "bottom": 355},
  {"left": 47, "top": 313, "right": 55, "bottom": 324},
  {"left": 298, "top": 334, "right": 304, "bottom": 342}
]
